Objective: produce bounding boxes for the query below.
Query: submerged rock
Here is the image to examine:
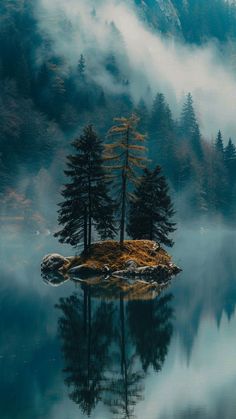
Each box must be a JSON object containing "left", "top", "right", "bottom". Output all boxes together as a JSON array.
[{"left": 42, "top": 271, "right": 69, "bottom": 287}]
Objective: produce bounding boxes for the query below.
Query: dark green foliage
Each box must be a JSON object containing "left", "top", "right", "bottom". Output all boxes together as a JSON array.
[
  {"left": 149, "top": 93, "right": 176, "bottom": 171},
  {"left": 224, "top": 138, "right": 236, "bottom": 218},
  {"left": 180, "top": 93, "right": 202, "bottom": 158},
  {"left": 225, "top": 138, "right": 236, "bottom": 179},
  {"left": 127, "top": 166, "right": 176, "bottom": 246},
  {"left": 215, "top": 130, "right": 224, "bottom": 155},
  {"left": 56, "top": 289, "right": 114, "bottom": 416},
  {"left": 78, "top": 54, "right": 86, "bottom": 81},
  {"left": 55, "top": 125, "right": 116, "bottom": 251}
]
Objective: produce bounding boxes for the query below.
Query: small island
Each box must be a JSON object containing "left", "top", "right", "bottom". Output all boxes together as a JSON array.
[
  {"left": 42, "top": 116, "right": 181, "bottom": 292},
  {"left": 42, "top": 239, "right": 181, "bottom": 281}
]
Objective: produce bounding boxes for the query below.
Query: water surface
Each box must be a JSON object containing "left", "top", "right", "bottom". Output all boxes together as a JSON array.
[{"left": 1, "top": 226, "right": 236, "bottom": 419}]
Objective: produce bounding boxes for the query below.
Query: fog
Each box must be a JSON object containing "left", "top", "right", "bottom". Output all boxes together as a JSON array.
[{"left": 36, "top": 0, "right": 236, "bottom": 139}]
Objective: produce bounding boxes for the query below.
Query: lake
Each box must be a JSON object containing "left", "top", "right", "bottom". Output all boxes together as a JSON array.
[{"left": 1, "top": 225, "right": 236, "bottom": 419}]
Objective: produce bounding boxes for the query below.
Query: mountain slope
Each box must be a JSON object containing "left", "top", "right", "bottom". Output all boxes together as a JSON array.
[
  {"left": 134, "top": 0, "right": 236, "bottom": 43},
  {"left": 134, "top": 0, "right": 182, "bottom": 35}
]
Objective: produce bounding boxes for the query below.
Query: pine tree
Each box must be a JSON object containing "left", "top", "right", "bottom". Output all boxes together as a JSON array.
[
  {"left": 127, "top": 166, "right": 176, "bottom": 247},
  {"left": 180, "top": 93, "right": 197, "bottom": 136},
  {"left": 149, "top": 93, "right": 174, "bottom": 146},
  {"left": 224, "top": 138, "right": 236, "bottom": 218},
  {"left": 149, "top": 93, "right": 176, "bottom": 174},
  {"left": 209, "top": 132, "right": 228, "bottom": 215},
  {"left": 55, "top": 125, "right": 116, "bottom": 252},
  {"left": 215, "top": 130, "right": 224, "bottom": 155},
  {"left": 78, "top": 54, "right": 86, "bottom": 81},
  {"left": 105, "top": 114, "right": 146, "bottom": 245},
  {"left": 225, "top": 137, "right": 236, "bottom": 179},
  {"left": 180, "top": 93, "right": 202, "bottom": 158}
]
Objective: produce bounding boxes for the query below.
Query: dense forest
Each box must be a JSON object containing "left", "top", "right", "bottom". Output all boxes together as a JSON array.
[{"left": 1, "top": 0, "right": 236, "bottom": 233}]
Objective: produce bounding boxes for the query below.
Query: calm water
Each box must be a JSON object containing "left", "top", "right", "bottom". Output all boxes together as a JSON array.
[{"left": 1, "top": 226, "right": 236, "bottom": 419}]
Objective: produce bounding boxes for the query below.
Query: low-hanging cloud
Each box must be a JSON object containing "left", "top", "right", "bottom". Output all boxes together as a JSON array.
[{"left": 36, "top": 0, "right": 236, "bottom": 140}]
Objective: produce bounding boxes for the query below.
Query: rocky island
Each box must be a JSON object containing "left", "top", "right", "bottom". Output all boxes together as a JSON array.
[
  {"left": 42, "top": 119, "right": 181, "bottom": 297},
  {"left": 41, "top": 240, "right": 181, "bottom": 284}
]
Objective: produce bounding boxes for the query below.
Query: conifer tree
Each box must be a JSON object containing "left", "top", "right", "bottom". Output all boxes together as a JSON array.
[
  {"left": 209, "top": 131, "right": 228, "bottom": 215},
  {"left": 55, "top": 125, "right": 116, "bottom": 252},
  {"left": 224, "top": 138, "right": 236, "bottom": 217},
  {"left": 78, "top": 54, "right": 86, "bottom": 81},
  {"left": 148, "top": 93, "right": 176, "bottom": 176},
  {"left": 225, "top": 138, "right": 236, "bottom": 179},
  {"left": 150, "top": 93, "right": 173, "bottom": 132},
  {"left": 180, "top": 93, "right": 202, "bottom": 158},
  {"left": 180, "top": 93, "right": 197, "bottom": 136},
  {"left": 105, "top": 114, "right": 146, "bottom": 245},
  {"left": 215, "top": 130, "right": 224, "bottom": 155},
  {"left": 127, "top": 166, "right": 176, "bottom": 246}
]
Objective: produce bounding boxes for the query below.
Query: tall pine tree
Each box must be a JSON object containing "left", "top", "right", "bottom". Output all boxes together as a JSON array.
[
  {"left": 78, "top": 54, "right": 86, "bottom": 81},
  {"left": 215, "top": 130, "right": 224, "bottom": 155},
  {"left": 55, "top": 125, "right": 116, "bottom": 252},
  {"left": 105, "top": 114, "right": 146, "bottom": 245},
  {"left": 127, "top": 166, "right": 176, "bottom": 246},
  {"left": 149, "top": 92, "right": 175, "bottom": 172},
  {"left": 225, "top": 138, "right": 236, "bottom": 179},
  {"left": 180, "top": 93, "right": 202, "bottom": 158}
]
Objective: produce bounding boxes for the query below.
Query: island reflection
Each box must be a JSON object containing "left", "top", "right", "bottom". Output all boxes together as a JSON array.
[{"left": 56, "top": 283, "right": 174, "bottom": 418}]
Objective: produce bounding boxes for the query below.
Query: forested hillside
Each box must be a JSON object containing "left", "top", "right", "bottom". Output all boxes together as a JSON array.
[{"left": 1, "top": 0, "right": 236, "bottom": 229}]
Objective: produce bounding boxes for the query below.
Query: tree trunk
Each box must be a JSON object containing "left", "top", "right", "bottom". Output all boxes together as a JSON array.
[
  {"left": 84, "top": 211, "right": 88, "bottom": 254},
  {"left": 120, "top": 126, "right": 129, "bottom": 246},
  {"left": 120, "top": 171, "right": 127, "bottom": 246},
  {"left": 88, "top": 159, "right": 92, "bottom": 250}
]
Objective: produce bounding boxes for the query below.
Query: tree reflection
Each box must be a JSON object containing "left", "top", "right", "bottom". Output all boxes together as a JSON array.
[
  {"left": 56, "top": 287, "right": 174, "bottom": 418},
  {"left": 105, "top": 294, "right": 144, "bottom": 419},
  {"left": 127, "top": 294, "right": 174, "bottom": 372},
  {"left": 56, "top": 286, "right": 114, "bottom": 416}
]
